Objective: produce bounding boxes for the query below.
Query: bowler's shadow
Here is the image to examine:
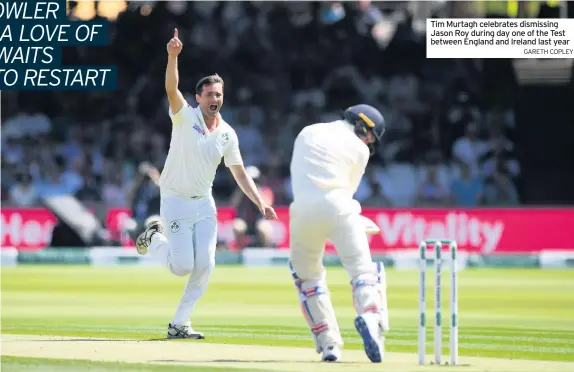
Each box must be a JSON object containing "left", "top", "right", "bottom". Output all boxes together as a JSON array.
[{"left": 23, "top": 338, "right": 168, "bottom": 342}]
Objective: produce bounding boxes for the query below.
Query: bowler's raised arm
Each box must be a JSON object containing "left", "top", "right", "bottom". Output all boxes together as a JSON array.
[{"left": 165, "top": 28, "right": 186, "bottom": 115}]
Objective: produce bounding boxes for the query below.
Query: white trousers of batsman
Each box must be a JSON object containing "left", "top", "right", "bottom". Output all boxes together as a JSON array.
[{"left": 288, "top": 204, "right": 389, "bottom": 363}]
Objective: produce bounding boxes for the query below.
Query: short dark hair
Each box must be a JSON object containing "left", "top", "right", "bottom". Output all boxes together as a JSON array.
[{"left": 195, "top": 74, "right": 224, "bottom": 95}]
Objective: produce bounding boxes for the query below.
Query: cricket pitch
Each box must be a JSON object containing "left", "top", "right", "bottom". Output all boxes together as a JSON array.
[{"left": 2, "top": 334, "right": 573, "bottom": 372}]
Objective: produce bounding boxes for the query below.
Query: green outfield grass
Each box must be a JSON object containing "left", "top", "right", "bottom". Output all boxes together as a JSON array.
[
  {"left": 1, "top": 356, "right": 269, "bottom": 372},
  {"left": 2, "top": 265, "right": 574, "bottom": 369}
]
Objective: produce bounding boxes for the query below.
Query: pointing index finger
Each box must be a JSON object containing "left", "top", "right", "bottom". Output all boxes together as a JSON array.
[{"left": 174, "top": 28, "right": 178, "bottom": 39}]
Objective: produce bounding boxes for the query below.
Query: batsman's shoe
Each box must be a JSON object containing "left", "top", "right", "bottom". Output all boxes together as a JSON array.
[
  {"left": 135, "top": 218, "right": 164, "bottom": 255},
  {"left": 167, "top": 323, "right": 205, "bottom": 339},
  {"left": 321, "top": 344, "right": 341, "bottom": 362},
  {"left": 354, "top": 313, "right": 384, "bottom": 363}
]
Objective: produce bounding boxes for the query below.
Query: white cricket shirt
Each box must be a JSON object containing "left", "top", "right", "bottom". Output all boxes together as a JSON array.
[
  {"left": 290, "top": 120, "right": 370, "bottom": 211},
  {"left": 159, "top": 105, "right": 243, "bottom": 198}
]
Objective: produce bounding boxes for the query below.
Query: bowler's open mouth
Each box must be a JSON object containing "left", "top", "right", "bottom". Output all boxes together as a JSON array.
[{"left": 209, "top": 104, "right": 218, "bottom": 111}]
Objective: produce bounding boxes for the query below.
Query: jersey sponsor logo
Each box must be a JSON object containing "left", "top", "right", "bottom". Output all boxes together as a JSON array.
[{"left": 193, "top": 123, "right": 205, "bottom": 135}]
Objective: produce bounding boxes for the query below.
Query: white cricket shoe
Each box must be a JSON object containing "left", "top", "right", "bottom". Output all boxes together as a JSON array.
[
  {"left": 135, "top": 218, "right": 164, "bottom": 255},
  {"left": 354, "top": 313, "right": 384, "bottom": 363},
  {"left": 167, "top": 323, "right": 205, "bottom": 339},
  {"left": 321, "top": 344, "right": 341, "bottom": 362}
]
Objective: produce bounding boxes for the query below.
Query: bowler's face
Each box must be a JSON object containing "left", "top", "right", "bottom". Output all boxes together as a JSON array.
[{"left": 196, "top": 83, "right": 223, "bottom": 118}]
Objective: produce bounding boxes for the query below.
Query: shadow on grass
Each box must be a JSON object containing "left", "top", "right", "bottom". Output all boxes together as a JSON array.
[
  {"left": 152, "top": 359, "right": 371, "bottom": 365},
  {"left": 14, "top": 338, "right": 171, "bottom": 342},
  {"left": 154, "top": 359, "right": 473, "bottom": 367}
]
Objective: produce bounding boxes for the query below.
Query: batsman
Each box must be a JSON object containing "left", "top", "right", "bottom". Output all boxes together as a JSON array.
[{"left": 288, "top": 104, "right": 389, "bottom": 363}]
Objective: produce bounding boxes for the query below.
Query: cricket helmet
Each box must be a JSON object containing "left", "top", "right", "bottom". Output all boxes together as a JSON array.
[{"left": 343, "top": 104, "right": 386, "bottom": 154}]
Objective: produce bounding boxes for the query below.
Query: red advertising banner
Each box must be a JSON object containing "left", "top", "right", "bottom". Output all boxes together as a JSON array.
[
  {"left": 2, "top": 207, "right": 573, "bottom": 253},
  {"left": 1, "top": 208, "right": 57, "bottom": 249},
  {"left": 361, "top": 208, "right": 574, "bottom": 254}
]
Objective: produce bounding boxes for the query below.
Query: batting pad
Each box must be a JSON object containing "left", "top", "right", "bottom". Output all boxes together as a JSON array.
[
  {"left": 351, "top": 262, "right": 389, "bottom": 331},
  {"left": 289, "top": 262, "right": 343, "bottom": 353}
]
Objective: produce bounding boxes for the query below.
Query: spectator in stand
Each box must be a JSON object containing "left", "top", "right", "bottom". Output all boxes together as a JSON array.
[
  {"left": 2, "top": 98, "right": 52, "bottom": 140},
  {"left": 233, "top": 105, "right": 268, "bottom": 167},
  {"left": 122, "top": 161, "right": 162, "bottom": 244},
  {"left": 9, "top": 172, "right": 38, "bottom": 207},
  {"left": 483, "top": 102, "right": 515, "bottom": 132},
  {"left": 361, "top": 166, "right": 393, "bottom": 207},
  {"left": 75, "top": 174, "right": 102, "bottom": 203},
  {"left": 60, "top": 157, "right": 85, "bottom": 195},
  {"left": 34, "top": 168, "right": 69, "bottom": 199},
  {"left": 483, "top": 163, "right": 520, "bottom": 206},
  {"left": 129, "top": 162, "right": 161, "bottom": 225},
  {"left": 451, "top": 122, "right": 488, "bottom": 176},
  {"left": 479, "top": 123, "right": 520, "bottom": 179},
  {"left": 444, "top": 87, "right": 482, "bottom": 139},
  {"left": 102, "top": 171, "right": 129, "bottom": 207},
  {"left": 450, "top": 162, "right": 483, "bottom": 206},
  {"left": 2, "top": 138, "right": 24, "bottom": 166},
  {"left": 415, "top": 163, "right": 450, "bottom": 206},
  {"left": 231, "top": 166, "right": 275, "bottom": 249}
]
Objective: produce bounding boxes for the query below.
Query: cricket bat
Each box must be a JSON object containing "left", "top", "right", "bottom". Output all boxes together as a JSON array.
[{"left": 360, "top": 215, "right": 380, "bottom": 235}]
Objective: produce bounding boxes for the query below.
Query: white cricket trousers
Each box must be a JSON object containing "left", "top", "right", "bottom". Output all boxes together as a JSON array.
[
  {"left": 148, "top": 193, "right": 217, "bottom": 326},
  {"left": 288, "top": 198, "right": 388, "bottom": 351},
  {"left": 289, "top": 200, "right": 374, "bottom": 279}
]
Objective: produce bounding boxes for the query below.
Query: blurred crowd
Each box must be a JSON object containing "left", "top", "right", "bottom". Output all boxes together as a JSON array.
[{"left": 2, "top": 1, "right": 523, "bottom": 215}]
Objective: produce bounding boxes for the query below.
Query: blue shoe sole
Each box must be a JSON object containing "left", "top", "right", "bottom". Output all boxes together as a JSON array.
[
  {"left": 354, "top": 316, "right": 382, "bottom": 363},
  {"left": 322, "top": 354, "right": 338, "bottom": 362}
]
